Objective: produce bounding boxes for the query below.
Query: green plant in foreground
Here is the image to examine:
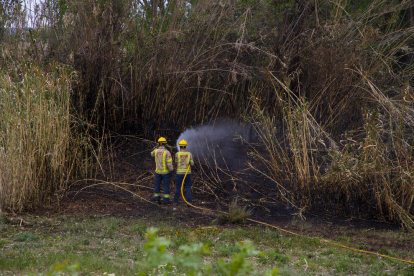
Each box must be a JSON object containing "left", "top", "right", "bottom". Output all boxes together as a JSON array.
[{"left": 138, "top": 227, "right": 279, "bottom": 276}]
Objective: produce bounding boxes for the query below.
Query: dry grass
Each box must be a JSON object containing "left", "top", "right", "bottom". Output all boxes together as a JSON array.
[{"left": 218, "top": 198, "right": 252, "bottom": 224}]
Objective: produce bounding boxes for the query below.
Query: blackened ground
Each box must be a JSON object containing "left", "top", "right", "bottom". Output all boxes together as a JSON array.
[{"left": 25, "top": 138, "right": 413, "bottom": 253}]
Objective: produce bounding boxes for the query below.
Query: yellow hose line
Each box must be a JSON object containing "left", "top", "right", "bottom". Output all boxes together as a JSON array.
[{"left": 180, "top": 165, "right": 414, "bottom": 265}]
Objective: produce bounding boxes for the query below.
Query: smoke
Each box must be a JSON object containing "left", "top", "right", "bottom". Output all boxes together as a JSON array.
[{"left": 176, "top": 119, "right": 256, "bottom": 170}]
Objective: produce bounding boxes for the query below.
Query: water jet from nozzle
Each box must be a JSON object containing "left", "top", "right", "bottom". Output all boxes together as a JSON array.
[{"left": 176, "top": 119, "right": 256, "bottom": 170}]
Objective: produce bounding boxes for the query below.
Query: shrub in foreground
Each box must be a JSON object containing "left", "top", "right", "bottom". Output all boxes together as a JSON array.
[{"left": 140, "top": 227, "right": 279, "bottom": 275}]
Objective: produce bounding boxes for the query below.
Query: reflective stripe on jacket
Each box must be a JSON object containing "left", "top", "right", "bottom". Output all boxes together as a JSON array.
[
  {"left": 151, "top": 146, "right": 173, "bottom": 174},
  {"left": 175, "top": 150, "right": 194, "bottom": 174}
]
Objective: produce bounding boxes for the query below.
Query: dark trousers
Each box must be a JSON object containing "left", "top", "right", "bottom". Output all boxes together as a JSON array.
[
  {"left": 155, "top": 173, "right": 171, "bottom": 203},
  {"left": 174, "top": 174, "right": 192, "bottom": 203}
]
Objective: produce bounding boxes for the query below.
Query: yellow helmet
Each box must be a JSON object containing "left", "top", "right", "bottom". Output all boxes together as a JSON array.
[
  {"left": 158, "top": 137, "right": 167, "bottom": 144},
  {"left": 178, "top": 139, "right": 188, "bottom": 147}
]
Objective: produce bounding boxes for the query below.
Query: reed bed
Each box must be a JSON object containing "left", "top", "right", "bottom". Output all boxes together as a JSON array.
[
  {"left": 1, "top": 0, "right": 414, "bottom": 228},
  {"left": 0, "top": 63, "right": 88, "bottom": 212},
  {"left": 244, "top": 0, "right": 414, "bottom": 229}
]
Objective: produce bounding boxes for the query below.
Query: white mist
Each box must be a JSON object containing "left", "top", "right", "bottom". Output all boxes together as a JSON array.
[{"left": 176, "top": 119, "right": 255, "bottom": 169}]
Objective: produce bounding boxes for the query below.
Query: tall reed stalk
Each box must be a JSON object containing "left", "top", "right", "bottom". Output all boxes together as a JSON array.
[{"left": 0, "top": 63, "right": 75, "bottom": 212}]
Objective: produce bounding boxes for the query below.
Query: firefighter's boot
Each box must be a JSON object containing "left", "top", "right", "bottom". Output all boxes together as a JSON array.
[{"left": 154, "top": 196, "right": 161, "bottom": 205}]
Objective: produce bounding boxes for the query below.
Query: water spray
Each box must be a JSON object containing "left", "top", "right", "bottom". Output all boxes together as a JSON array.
[{"left": 176, "top": 119, "right": 255, "bottom": 169}]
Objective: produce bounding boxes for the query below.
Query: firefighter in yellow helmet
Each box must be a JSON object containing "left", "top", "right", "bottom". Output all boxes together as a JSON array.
[
  {"left": 173, "top": 139, "right": 194, "bottom": 206},
  {"left": 151, "top": 137, "right": 174, "bottom": 204}
]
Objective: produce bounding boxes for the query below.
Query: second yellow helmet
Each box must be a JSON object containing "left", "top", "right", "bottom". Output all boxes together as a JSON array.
[
  {"left": 178, "top": 139, "right": 188, "bottom": 147},
  {"left": 158, "top": 137, "right": 167, "bottom": 144}
]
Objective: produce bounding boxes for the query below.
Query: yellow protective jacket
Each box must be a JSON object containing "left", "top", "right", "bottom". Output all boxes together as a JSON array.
[
  {"left": 151, "top": 146, "right": 173, "bottom": 174},
  {"left": 175, "top": 149, "right": 194, "bottom": 175}
]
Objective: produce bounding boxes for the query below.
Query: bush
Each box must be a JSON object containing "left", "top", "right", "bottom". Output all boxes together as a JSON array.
[{"left": 138, "top": 227, "right": 279, "bottom": 276}]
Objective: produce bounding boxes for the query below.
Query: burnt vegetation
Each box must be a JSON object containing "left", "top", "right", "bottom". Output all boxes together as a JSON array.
[{"left": 1, "top": 0, "right": 414, "bottom": 230}]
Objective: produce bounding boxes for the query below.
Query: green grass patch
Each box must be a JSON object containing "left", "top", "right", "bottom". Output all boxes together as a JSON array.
[{"left": 0, "top": 214, "right": 413, "bottom": 275}]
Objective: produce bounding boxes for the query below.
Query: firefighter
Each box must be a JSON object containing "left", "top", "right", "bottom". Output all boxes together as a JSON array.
[
  {"left": 173, "top": 139, "right": 194, "bottom": 206},
  {"left": 151, "top": 137, "right": 174, "bottom": 204}
]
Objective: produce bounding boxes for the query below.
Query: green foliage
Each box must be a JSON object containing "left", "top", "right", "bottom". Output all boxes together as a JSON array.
[
  {"left": 217, "top": 240, "right": 261, "bottom": 276},
  {"left": 138, "top": 228, "right": 279, "bottom": 275},
  {"left": 138, "top": 227, "right": 211, "bottom": 275},
  {"left": 138, "top": 227, "right": 175, "bottom": 272}
]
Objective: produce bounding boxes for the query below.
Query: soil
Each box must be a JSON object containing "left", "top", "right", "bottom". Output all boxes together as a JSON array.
[{"left": 20, "top": 138, "right": 414, "bottom": 254}]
